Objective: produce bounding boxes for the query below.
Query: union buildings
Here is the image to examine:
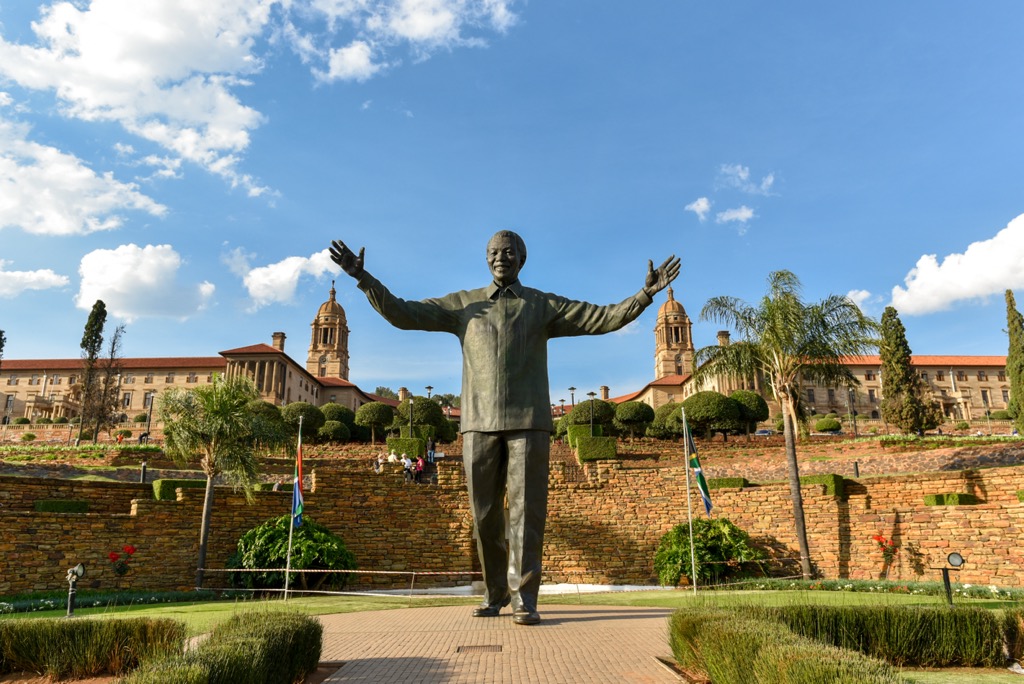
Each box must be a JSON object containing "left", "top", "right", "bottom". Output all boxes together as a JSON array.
[{"left": 0, "top": 285, "right": 1010, "bottom": 428}]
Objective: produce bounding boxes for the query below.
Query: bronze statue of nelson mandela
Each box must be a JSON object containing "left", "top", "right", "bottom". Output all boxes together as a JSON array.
[{"left": 330, "top": 230, "right": 679, "bottom": 625}]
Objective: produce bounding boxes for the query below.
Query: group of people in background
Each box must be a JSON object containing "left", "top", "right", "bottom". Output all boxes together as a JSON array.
[{"left": 372, "top": 448, "right": 429, "bottom": 484}]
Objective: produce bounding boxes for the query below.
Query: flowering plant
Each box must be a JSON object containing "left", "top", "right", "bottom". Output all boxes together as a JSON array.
[
  {"left": 872, "top": 535, "right": 898, "bottom": 563},
  {"left": 109, "top": 544, "right": 137, "bottom": 577}
]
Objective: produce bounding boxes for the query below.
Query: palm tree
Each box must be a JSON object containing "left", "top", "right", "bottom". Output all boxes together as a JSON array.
[
  {"left": 692, "top": 271, "right": 877, "bottom": 579},
  {"left": 159, "top": 374, "right": 290, "bottom": 588}
]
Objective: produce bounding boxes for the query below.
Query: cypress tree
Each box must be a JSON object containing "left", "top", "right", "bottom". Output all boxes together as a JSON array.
[
  {"left": 77, "top": 300, "right": 107, "bottom": 443},
  {"left": 879, "top": 306, "right": 939, "bottom": 434},
  {"left": 1006, "top": 290, "right": 1024, "bottom": 434}
]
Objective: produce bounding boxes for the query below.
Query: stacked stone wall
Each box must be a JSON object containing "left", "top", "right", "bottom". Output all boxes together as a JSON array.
[{"left": 2, "top": 460, "right": 1024, "bottom": 595}]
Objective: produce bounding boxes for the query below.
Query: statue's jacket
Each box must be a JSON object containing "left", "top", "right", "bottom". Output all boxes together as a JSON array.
[{"left": 357, "top": 272, "right": 653, "bottom": 433}]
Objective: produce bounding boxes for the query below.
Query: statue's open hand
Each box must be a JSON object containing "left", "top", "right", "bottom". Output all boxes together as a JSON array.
[
  {"left": 644, "top": 255, "right": 681, "bottom": 297},
  {"left": 329, "top": 240, "right": 365, "bottom": 279}
]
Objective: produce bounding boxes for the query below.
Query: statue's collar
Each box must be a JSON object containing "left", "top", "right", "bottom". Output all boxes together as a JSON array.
[{"left": 487, "top": 279, "right": 523, "bottom": 299}]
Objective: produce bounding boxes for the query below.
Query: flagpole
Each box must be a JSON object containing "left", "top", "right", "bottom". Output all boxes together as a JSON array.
[
  {"left": 682, "top": 408, "right": 698, "bottom": 596},
  {"left": 284, "top": 415, "right": 303, "bottom": 600}
]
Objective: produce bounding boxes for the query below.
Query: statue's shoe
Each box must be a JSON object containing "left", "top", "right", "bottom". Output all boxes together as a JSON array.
[
  {"left": 472, "top": 594, "right": 511, "bottom": 617},
  {"left": 512, "top": 609, "right": 541, "bottom": 625}
]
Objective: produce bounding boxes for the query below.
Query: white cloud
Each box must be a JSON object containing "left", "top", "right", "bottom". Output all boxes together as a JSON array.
[
  {"left": 891, "top": 213, "right": 1024, "bottom": 315},
  {"left": 0, "top": 92, "right": 12, "bottom": 107},
  {"left": 76, "top": 244, "right": 214, "bottom": 320},
  {"left": 846, "top": 289, "right": 873, "bottom": 312},
  {"left": 0, "top": 1, "right": 273, "bottom": 194},
  {"left": 717, "top": 163, "right": 775, "bottom": 196},
  {"left": 685, "top": 196, "right": 711, "bottom": 222},
  {"left": 227, "top": 247, "right": 341, "bottom": 310},
  {"left": 0, "top": 117, "right": 166, "bottom": 235},
  {"left": 611, "top": 320, "right": 641, "bottom": 337},
  {"left": 317, "top": 40, "right": 383, "bottom": 82},
  {"left": 715, "top": 206, "right": 754, "bottom": 224},
  {"left": 305, "top": 0, "right": 518, "bottom": 81},
  {"left": 0, "top": 259, "right": 70, "bottom": 297}
]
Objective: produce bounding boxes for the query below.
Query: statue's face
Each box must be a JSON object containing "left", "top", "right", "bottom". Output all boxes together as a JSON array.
[{"left": 486, "top": 234, "right": 524, "bottom": 287}]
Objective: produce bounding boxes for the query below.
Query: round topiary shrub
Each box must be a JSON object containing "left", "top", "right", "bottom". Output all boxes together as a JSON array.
[
  {"left": 133, "top": 413, "right": 150, "bottom": 423},
  {"left": 990, "top": 410, "right": 1012, "bottom": 420},
  {"left": 654, "top": 517, "right": 765, "bottom": 586},
  {"left": 229, "top": 514, "right": 357, "bottom": 591},
  {"left": 955, "top": 421, "right": 970, "bottom": 431},
  {"left": 20, "top": 432, "right": 36, "bottom": 442},
  {"left": 37, "top": 417, "right": 53, "bottom": 424},
  {"left": 317, "top": 420, "right": 350, "bottom": 443},
  {"left": 54, "top": 416, "right": 69, "bottom": 424},
  {"left": 116, "top": 429, "right": 133, "bottom": 439},
  {"left": 69, "top": 416, "right": 81, "bottom": 424},
  {"left": 13, "top": 417, "right": 30, "bottom": 425},
  {"left": 815, "top": 417, "right": 842, "bottom": 433}
]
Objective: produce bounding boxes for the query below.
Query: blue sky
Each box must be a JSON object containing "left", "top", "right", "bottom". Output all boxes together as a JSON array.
[{"left": 1, "top": 1, "right": 1023, "bottom": 404}]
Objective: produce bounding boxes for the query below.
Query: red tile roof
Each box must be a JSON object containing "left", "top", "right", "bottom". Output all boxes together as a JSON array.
[
  {"left": 220, "top": 344, "right": 283, "bottom": 356},
  {"left": 841, "top": 355, "right": 1006, "bottom": 367},
  {"left": 1, "top": 357, "right": 226, "bottom": 371}
]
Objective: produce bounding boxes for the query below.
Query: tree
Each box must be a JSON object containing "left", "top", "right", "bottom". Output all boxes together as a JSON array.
[
  {"left": 395, "top": 395, "right": 447, "bottom": 435},
  {"left": 92, "top": 324, "right": 126, "bottom": 441},
  {"left": 431, "top": 392, "right": 460, "bottom": 409},
  {"left": 565, "top": 399, "right": 615, "bottom": 430},
  {"left": 614, "top": 401, "right": 655, "bottom": 441},
  {"left": 693, "top": 270, "right": 877, "bottom": 579},
  {"left": 281, "top": 402, "right": 326, "bottom": 438},
  {"left": 231, "top": 514, "right": 356, "bottom": 591},
  {"left": 647, "top": 401, "right": 684, "bottom": 439},
  {"left": 77, "top": 300, "right": 107, "bottom": 444},
  {"left": 1006, "top": 290, "right": 1024, "bottom": 435},
  {"left": 879, "top": 307, "right": 941, "bottom": 434},
  {"left": 681, "top": 391, "right": 742, "bottom": 439},
  {"left": 731, "top": 389, "right": 770, "bottom": 435},
  {"left": 355, "top": 401, "right": 394, "bottom": 445},
  {"left": 374, "top": 386, "right": 399, "bottom": 401},
  {"left": 318, "top": 420, "right": 350, "bottom": 443},
  {"left": 159, "top": 374, "right": 289, "bottom": 587}
]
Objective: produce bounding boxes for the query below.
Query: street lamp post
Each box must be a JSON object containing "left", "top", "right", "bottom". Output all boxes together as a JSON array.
[
  {"left": 425, "top": 385, "right": 433, "bottom": 399},
  {"left": 847, "top": 388, "right": 858, "bottom": 438},
  {"left": 568, "top": 387, "right": 576, "bottom": 408},
  {"left": 587, "top": 391, "right": 597, "bottom": 436},
  {"left": 559, "top": 399, "right": 566, "bottom": 415}
]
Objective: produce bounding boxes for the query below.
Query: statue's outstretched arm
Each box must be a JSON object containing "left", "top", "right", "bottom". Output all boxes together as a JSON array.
[
  {"left": 643, "top": 255, "right": 681, "bottom": 298},
  {"left": 329, "top": 239, "right": 365, "bottom": 279}
]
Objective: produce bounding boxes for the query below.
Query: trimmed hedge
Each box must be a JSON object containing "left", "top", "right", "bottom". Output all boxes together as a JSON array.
[
  {"left": 566, "top": 423, "right": 603, "bottom": 448},
  {"left": 386, "top": 436, "right": 424, "bottom": 457},
  {"left": 755, "top": 604, "right": 1005, "bottom": 667},
  {"left": 799, "top": 473, "right": 845, "bottom": 498},
  {"left": 252, "top": 482, "right": 294, "bottom": 492},
  {"left": 121, "top": 610, "right": 321, "bottom": 684},
  {"left": 33, "top": 499, "right": 89, "bottom": 513},
  {"left": 0, "top": 617, "right": 185, "bottom": 679},
  {"left": 1017, "top": 490, "right": 1024, "bottom": 503},
  {"left": 152, "top": 478, "right": 207, "bottom": 501},
  {"left": 669, "top": 607, "right": 902, "bottom": 683},
  {"left": 576, "top": 436, "right": 617, "bottom": 462},
  {"left": 924, "top": 492, "right": 980, "bottom": 506},
  {"left": 708, "top": 477, "right": 748, "bottom": 489}
]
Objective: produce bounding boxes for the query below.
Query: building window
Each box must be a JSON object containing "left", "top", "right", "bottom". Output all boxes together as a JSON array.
[
  {"left": 6, "top": 375, "right": 17, "bottom": 386},
  {"left": 122, "top": 392, "right": 132, "bottom": 408},
  {"left": 864, "top": 370, "right": 875, "bottom": 381},
  {"left": 956, "top": 371, "right": 967, "bottom": 382},
  {"left": 920, "top": 371, "right": 928, "bottom": 382},
  {"left": 187, "top": 373, "right": 198, "bottom": 383},
  {"left": 143, "top": 392, "right": 156, "bottom": 409},
  {"left": 871, "top": 410, "right": 879, "bottom": 419},
  {"left": 998, "top": 371, "right": 1006, "bottom": 381},
  {"left": 806, "top": 389, "right": 816, "bottom": 404},
  {"left": 124, "top": 374, "right": 135, "bottom": 384},
  {"left": 981, "top": 389, "right": 990, "bottom": 406},
  {"left": 52, "top": 376, "right": 62, "bottom": 385},
  {"left": 868, "top": 389, "right": 876, "bottom": 402},
  {"left": 978, "top": 371, "right": 987, "bottom": 381},
  {"left": 69, "top": 375, "right": 77, "bottom": 385},
  {"left": 936, "top": 371, "right": 945, "bottom": 381},
  {"left": 1003, "top": 389, "right": 1010, "bottom": 404},
  {"left": 165, "top": 372, "right": 176, "bottom": 383},
  {"left": 29, "top": 374, "right": 40, "bottom": 386},
  {"left": 144, "top": 373, "right": 154, "bottom": 384},
  {"left": 206, "top": 374, "right": 213, "bottom": 383},
  {"left": 827, "top": 388, "right": 835, "bottom": 404}
]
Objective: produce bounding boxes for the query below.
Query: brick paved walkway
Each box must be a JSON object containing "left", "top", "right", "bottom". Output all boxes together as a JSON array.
[{"left": 319, "top": 604, "right": 679, "bottom": 683}]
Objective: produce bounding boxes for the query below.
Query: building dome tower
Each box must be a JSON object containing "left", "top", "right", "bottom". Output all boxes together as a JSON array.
[
  {"left": 307, "top": 282, "right": 350, "bottom": 380},
  {"left": 653, "top": 287, "right": 695, "bottom": 378}
]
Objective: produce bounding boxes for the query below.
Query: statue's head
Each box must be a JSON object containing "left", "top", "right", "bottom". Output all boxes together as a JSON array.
[{"left": 486, "top": 230, "right": 527, "bottom": 287}]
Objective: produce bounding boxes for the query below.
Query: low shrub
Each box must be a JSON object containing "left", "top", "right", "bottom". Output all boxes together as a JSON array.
[
  {"left": 55, "top": 416, "right": 69, "bottom": 424},
  {"left": 576, "top": 435, "right": 617, "bottom": 462},
  {"left": 34, "top": 499, "right": 89, "bottom": 513},
  {"left": 386, "top": 436, "right": 424, "bottom": 458},
  {"left": 924, "top": 492, "right": 980, "bottom": 506},
  {"left": 654, "top": 517, "right": 765, "bottom": 586},
  {"left": 152, "top": 478, "right": 207, "bottom": 501},
  {"left": 707, "top": 477, "right": 748, "bottom": 489},
  {"left": 37, "top": 417, "right": 53, "bottom": 424},
  {"left": 13, "top": 417, "right": 30, "bottom": 425},
  {"left": 814, "top": 417, "right": 842, "bottom": 432},
  {"left": 230, "top": 515, "right": 356, "bottom": 591},
  {"left": 799, "top": 473, "right": 845, "bottom": 498},
  {"left": 20, "top": 432, "right": 36, "bottom": 442},
  {"left": 116, "top": 429, "right": 133, "bottom": 439},
  {"left": 134, "top": 413, "right": 150, "bottom": 423},
  {"left": 955, "top": 421, "right": 970, "bottom": 430},
  {"left": 0, "top": 617, "right": 185, "bottom": 679}
]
